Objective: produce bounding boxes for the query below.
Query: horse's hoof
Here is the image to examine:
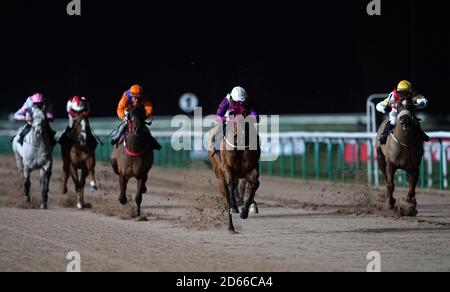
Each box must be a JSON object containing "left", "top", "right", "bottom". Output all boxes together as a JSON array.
[
  {"left": 404, "top": 197, "right": 417, "bottom": 207},
  {"left": 228, "top": 229, "right": 239, "bottom": 235},
  {"left": 40, "top": 203, "right": 47, "bottom": 210},
  {"left": 397, "top": 201, "right": 418, "bottom": 217},
  {"left": 90, "top": 181, "right": 97, "bottom": 191},
  {"left": 118, "top": 196, "right": 128, "bottom": 205},
  {"left": 249, "top": 203, "right": 259, "bottom": 214},
  {"left": 240, "top": 209, "right": 249, "bottom": 220},
  {"left": 62, "top": 187, "right": 68, "bottom": 194},
  {"left": 142, "top": 185, "right": 147, "bottom": 194},
  {"left": 134, "top": 216, "right": 148, "bottom": 222},
  {"left": 230, "top": 207, "right": 239, "bottom": 214},
  {"left": 77, "top": 203, "right": 84, "bottom": 210},
  {"left": 23, "top": 196, "right": 31, "bottom": 203}
]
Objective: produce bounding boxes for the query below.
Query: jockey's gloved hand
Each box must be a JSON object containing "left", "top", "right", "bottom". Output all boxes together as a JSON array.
[
  {"left": 376, "top": 102, "right": 386, "bottom": 114},
  {"left": 25, "top": 113, "right": 33, "bottom": 123},
  {"left": 415, "top": 97, "right": 428, "bottom": 109},
  {"left": 123, "top": 111, "right": 129, "bottom": 121}
]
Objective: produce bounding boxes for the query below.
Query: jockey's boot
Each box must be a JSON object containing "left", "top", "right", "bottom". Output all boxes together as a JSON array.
[
  {"left": 46, "top": 125, "right": 57, "bottom": 147},
  {"left": 148, "top": 134, "right": 162, "bottom": 151},
  {"left": 17, "top": 124, "right": 32, "bottom": 146},
  {"left": 59, "top": 126, "right": 71, "bottom": 145},
  {"left": 111, "top": 123, "right": 127, "bottom": 145},
  {"left": 379, "top": 123, "right": 395, "bottom": 145},
  {"left": 418, "top": 127, "right": 430, "bottom": 142}
]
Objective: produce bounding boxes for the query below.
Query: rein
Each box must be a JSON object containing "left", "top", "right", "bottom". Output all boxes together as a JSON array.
[
  {"left": 223, "top": 136, "right": 251, "bottom": 149},
  {"left": 123, "top": 116, "right": 147, "bottom": 157},
  {"left": 223, "top": 119, "right": 254, "bottom": 150},
  {"left": 389, "top": 132, "right": 418, "bottom": 148}
]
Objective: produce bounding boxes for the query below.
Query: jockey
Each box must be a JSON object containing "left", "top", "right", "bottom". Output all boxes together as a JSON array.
[
  {"left": 59, "top": 96, "right": 97, "bottom": 147},
  {"left": 376, "top": 80, "right": 429, "bottom": 144},
  {"left": 210, "top": 86, "right": 259, "bottom": 156},
  {"left": 14, "top": 93, "right": 56, "bottom": 146},
  {"left": 111, "top": 84, "right": 161, "bottom": 150}
]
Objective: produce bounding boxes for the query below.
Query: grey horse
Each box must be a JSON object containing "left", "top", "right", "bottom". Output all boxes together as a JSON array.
[{"left": 12, "top": 106, "right": 55, "bottom": 209}]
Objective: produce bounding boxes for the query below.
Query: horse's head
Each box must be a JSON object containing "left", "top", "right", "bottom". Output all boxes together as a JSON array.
[
  {"left": 396, "top": 91, "right": 415, "bottom": 112},
  {"left": 31, "top": 105, "right": 46, "bottom": 138},
  {"left": 397, "top": 109, "right": 417, "bottom": 131},
  {"left": 70, "top": 113, "right": 87, "bottom": 146},
  {"left": 128, "top": 108, "right": 146, "bottom": 136}
]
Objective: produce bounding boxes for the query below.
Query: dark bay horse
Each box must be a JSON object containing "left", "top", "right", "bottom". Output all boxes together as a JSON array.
[
  {"left": 61, "top": 113, "right": 97, "bottom": 209},
  {"left": 376, "top": 99, "right": 424, "bottom": 216},
  {"left": 209, "top": 113, "right": 261, "bottom": 233},
  {"left": 110, "top": 109, "right": 154, "bottom": 221}
]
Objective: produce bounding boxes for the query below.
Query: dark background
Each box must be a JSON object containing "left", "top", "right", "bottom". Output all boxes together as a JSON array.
[{"left": 0, "top": 0, "right": 449, "bottom": 118}]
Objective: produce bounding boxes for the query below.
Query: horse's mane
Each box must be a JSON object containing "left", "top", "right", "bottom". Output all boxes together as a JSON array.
[{"left": 130, "top": 107, "right": 146, "bottom": 121}]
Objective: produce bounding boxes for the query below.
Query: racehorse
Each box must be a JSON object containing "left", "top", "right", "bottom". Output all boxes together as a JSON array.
[
  {"left": 12, "top": 106, "right": 55, "bottom": 209},
  {"left": 376, "top": 99, "right": 425, "bottom": 216},
  {"left": 209, "top": 110, "right": 261, "bottom": 233},
  {"left": 61, "top": 113, "right": 98, "bottom": 209},
  {"left": 110, "top": 108, "right": 154, "bottom": 221}
]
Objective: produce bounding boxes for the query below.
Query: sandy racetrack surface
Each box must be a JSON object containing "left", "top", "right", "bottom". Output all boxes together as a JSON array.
[{"left": 1, "top": 155, "right": 449, "bottom": 272}]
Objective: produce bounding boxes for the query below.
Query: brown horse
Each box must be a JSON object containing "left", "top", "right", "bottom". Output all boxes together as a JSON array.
[
  {"left": 376, "top": 99, "right": 424, "bottom": 217},
  {"left": 110, "top": 108, "right": 154, "bottom": 221},
  {"left": 209, "top": 114, "right": 261, "bottom": 233},
  {"left": 61, "top": 114, "right": 97, "bottom": 209}
]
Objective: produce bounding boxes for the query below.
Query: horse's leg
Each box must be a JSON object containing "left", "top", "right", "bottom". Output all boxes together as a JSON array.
[
  {"left": 69, "top": 164, "right": 81, "bottom": 208},
  {"left": 228, "top": 179, "right": 239, "bottom": 214},
  {"left": 406, "top": 169, "right": 419, "bottom": 206},
  {"left": 14, "top": 151, "right": 24, "bottom": 175},
  {"left": 211, "top": 160, "right": 236, "bottom": 233},
  {"left": 86, "top": 156, "right": 97, "bottom": 190},
  {"left": 62, "top": 157, "right": 70, "bottom": 194},
  {"left": 223, "top": 166, "right": 239, "bottom": 214},
  {"left": 236, "top": 179, "right": 246, "bottom": 207},
  {"left": 386, "top": 162, "right": 397, "bottom": 210},
  {"left": 118, "top": 174, "right": 128, "bottom": 205},
  {"left": 376, "top": 148, "right": 388, "bottom": 209},
  {"left": 399, "top": 168, "right": 419, "bottom": 217},
  {"left": 110, "top": 153, "right": 119, "bottom": 175},
  {"left": 377, "top": 148, "right": 387, "bottom": 184},
  {"left": 77, "top": 166, "right": 87, "bottom": 209},
  {"left": 40, "top": 161, "right": 52, "bottom": 210},
  {"left": 23, "top": 167, "right": 31, "bottom": 202},
  {"left": 135, "top": 174, "right": 148, "bottom": 220},
  {"left": 241, "top": 169, "right": 260, "bottom": 220},
  {"left": 250, "top": 200, "right": 259, "bottom": 215}
]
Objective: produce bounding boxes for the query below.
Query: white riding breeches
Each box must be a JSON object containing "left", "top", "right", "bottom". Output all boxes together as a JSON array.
[{"left": 389, "top": 109, "right": 398, "bottom": 126}]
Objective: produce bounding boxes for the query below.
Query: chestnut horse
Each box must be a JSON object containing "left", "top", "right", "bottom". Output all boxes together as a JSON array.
[
  {"left": 110, "top": 108, "right": 154, "bottom": 221},
  {"left": 61, "top": 113, "right": 98, "bottom": 209},
  {"left": 209, "top": 113, "right": 261, "bottom": 233},
  {"left": 376, "top": 99, "right": 424, "bottom": 216}
]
